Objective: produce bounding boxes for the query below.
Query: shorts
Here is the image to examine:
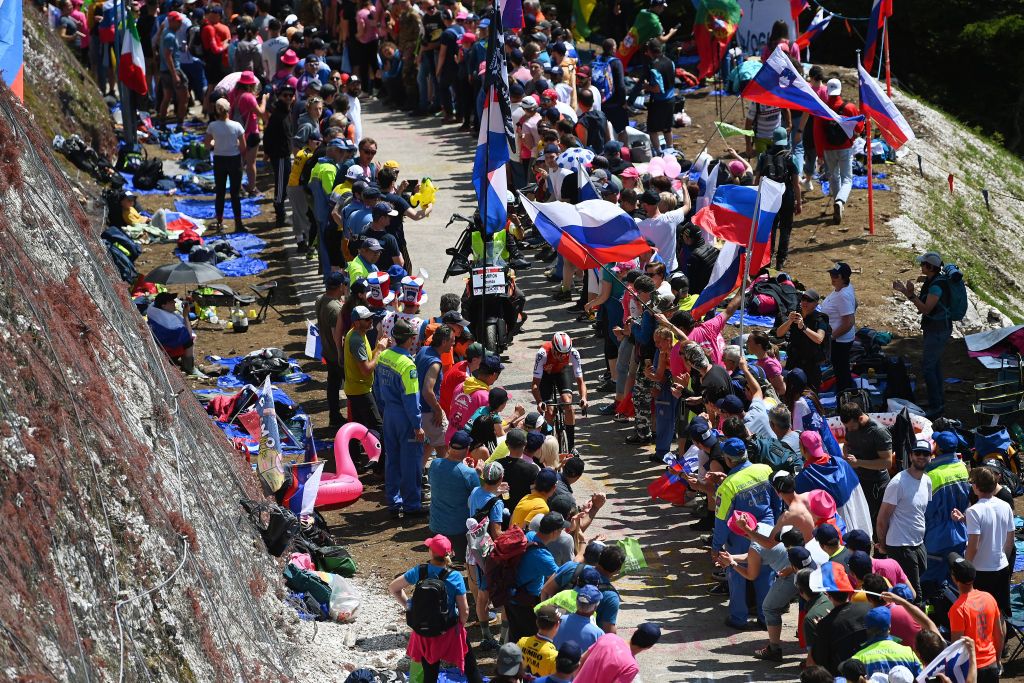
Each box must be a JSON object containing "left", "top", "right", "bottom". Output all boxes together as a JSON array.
[
  {"left": 539, "top": 367, "right": 574, "bottom": 401},
  {"left": 245, "top": 132, "right": 261, "bottom": 150},
  {"left": 421, "top": 412, "right": 449, "bottom": 447},
  {"left": 159, "top": 68, "right": 189, "bottom": 91},
  {"left": 647, "top": 99, "right": 673, "bottom": 133}
]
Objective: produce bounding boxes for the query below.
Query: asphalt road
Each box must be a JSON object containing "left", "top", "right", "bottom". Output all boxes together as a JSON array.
[{"left": 291, "top": 100, "right": 803, "bottom": 682}]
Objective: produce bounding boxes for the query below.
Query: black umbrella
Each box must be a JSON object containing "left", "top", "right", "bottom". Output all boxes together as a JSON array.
[{"left": 145, "top": 261, "right": 224, "bottom": 285}]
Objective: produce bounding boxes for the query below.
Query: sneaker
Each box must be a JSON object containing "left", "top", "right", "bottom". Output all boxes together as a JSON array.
[
  {"left": 612, "top": 412, "right": 633, "bottom": 423},
  {"left": 832, "top": 200, "right": 844, "bottom": 225},
  {"left": 625, "top": 432, "right": 652, "bottom": 445},
  {"left": 753, "top": 645, "right": 783, "bottom": 662},
  {"left": 599, "top": 403, "right": 618, "bottom": 416},
  {"left": 800, "top": 176, "right": 813, "bottom": 193},
  {"left": 724, "top": 617, "right": 752, "bottom": 630},
  {"left": 479, "top": 637, "right": 500, "bottom": 652},
  {"left": 552, "top": 288, "right": 573, "bottom": 301},
  {"left": 187, "top": 369, "right": 210, "bottom": 379}
]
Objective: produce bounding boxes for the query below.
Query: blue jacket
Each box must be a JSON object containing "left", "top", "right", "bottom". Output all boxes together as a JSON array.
[
  {"left": 373, "top": 346, "right": 421, "bottom": 426},
  {"left": 414, "top": 345, "right": 443, "bottom": 415},
  {"left": 713, "top": 460, "right": 781, "bottom": 554}
]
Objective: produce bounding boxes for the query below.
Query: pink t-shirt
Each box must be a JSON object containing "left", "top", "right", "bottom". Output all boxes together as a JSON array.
[
  {"left": 356, "top": 8, "right": 381, "bottom": 43},
  {"left": 687, "top": 313, "right": 727, "bottom": 367},
  {"left": 758, "top": 356, "right": 783, "bottom": 380},
  {"left": 234, "top": 91, "right": 261, "bottom": 135},
  {"left": 888, "top": 604, "right": 922, "bottom": 647},
  {"left": 872, "top": 557, "right": 910, "bottom": 588},
  {"left": 574, "top": 633, "right": 639, "bottom": 683},
  {"left": 445, "top": 383, "right": 489, "bottom": 440}
]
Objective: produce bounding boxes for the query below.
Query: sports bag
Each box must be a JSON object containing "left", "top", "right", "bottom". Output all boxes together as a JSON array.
[
  {"left": 406, "top": 564, "right": 457, "bottom": 637},
  {"left": 240, "top": 498, "right": 300, "bottom": 556}
]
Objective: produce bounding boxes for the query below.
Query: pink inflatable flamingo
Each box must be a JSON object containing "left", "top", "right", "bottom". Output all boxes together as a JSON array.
[{"left": 314, "top": 422, "right": 382, "bottom": 510}]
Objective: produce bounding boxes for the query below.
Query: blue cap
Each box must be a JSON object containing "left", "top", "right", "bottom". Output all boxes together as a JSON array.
[
  {"left": 631, "top": 622, "right": 661, "bottom": 648},
  {"left": 525, "top": 431, "right": 545, "bottom": 453},
  {"left": 543, "top": 143, "right": 560, "bottom": 155},
  {"left": 449, "top": 430, "right": 472, "bottom": 450},
  {"left": 535, "top": 467, "right": 558, "bottom": 492},
  {"left": 813, "top": 523, "right": 839, "bottom": 545},
  {"left": 891, "top": 583, "right": 915, "bottom": 602},
  {"left": 716, "top": 394, "right": 745, "bottom": 415},
  {"left": 933, "top": 431, "right": 959, "bottom": 454},
  {"left": 326, "top": 138, "right": 347, "bottom": 150},
  {"left": 387, "top": 265, "right": 408, "bottom": 280},
  {"left": 576, "top": 584, "right": 602, "bottom": 607},
  {"left": 480, "top": 353, "right": 505, "bottom": 373},
  {"left": 864, "top": 606, "right": 891, "bottom": 632},
  {"left": 556, "top": 641, "right": 582, "bottom": 667},
  {"left": 578, "top": 567, "right": 602, "bottom": 586},
  {"left": 848, "top": 550, "right": 872, "bottom": 578},
  {"left": 372, "top": 201, "right": 399, "bottom": 219},
  {"left": 788, "top": 546, "right": 813, "bottom": 569},
  {"left": 324, "top": 271, "right": 346, "bottom": 288},
  {"left": 478, "top": 17, "right": 490, "bottom": 27},
  {"left": 843, "top": 529, "right": 872, "bottom": 553},
  {"left": 721, "top": 437, "right": 747, "bottom": 459},
  {"left": 688, "top": 416, "right": 718, "bottom": 448}
]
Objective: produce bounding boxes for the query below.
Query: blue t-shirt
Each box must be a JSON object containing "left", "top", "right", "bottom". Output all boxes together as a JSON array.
[
  {"left": 553, "top": 562, "right": 621, "bottom": 626},
  {"left": 428, "top": 458, "right": 481, "bottom": 535},
  {"left": 160, "top": 30, "right": 179, "bottom": 71},
  {"left": 402, "top": 563, "right": 465, "bottom": 614},
  {"left": 415, "top": 345, "right": 444, "bottom": 414},
  {"left": 468, "top": 486, "right": 505, "bottom": 524},
  {"left": 554, "top": 613, "right": 604, "bottom": 652},
  {"left": 514, "top": 542, "right": 558, "bottom": 598}
]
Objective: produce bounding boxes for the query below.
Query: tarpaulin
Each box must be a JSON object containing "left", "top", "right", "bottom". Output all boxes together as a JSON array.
[
  {"left": 205, "top": 355, "right": 312, "bottom": 389},
  {"left": 820, "top": 175, "right": 891, "bottom": 196},
  {"left": 726, "top": 312, "right": 776, "bottom": 328},
  {"left": 177, "top": 232, "right": 268, "bottom": 276},
  {"left": 216, "top": 256, "right": 268, "bottom": 277},
  {"left": 174, "top": 197, "right": 263, "bottom": 219}
]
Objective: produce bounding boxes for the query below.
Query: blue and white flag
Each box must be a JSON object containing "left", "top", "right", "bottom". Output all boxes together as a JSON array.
[
  {"left": 473, "top": 1, "right": 513, "bottom": 235},
  {"left": 916, "top": 638, "right": 970, "bottom": 683}
]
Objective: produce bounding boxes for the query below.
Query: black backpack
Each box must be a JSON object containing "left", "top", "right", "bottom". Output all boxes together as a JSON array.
[
  {"left": 240, "top": 498, "right": 300, "bottom": 556},
  {"left": 187, "top": 24, "right": 204, "bottom": 59},
  {"left": 824, "top": 120, "right": 848, "bottom": 147},
  {"left": 406, "top": 564, "right": 456, "bottom": 637},
  {"left": 132, "top": 158, "right": 165, "bottom": 190},
  {"left": 235, "top": 350, "right": 291, "bottom": 384},
  {"left": 748, "top": 436, "right": 802, "bottom": 475},
  {"left": 761, "top": 149, "right": 793, "bottom": 185}
]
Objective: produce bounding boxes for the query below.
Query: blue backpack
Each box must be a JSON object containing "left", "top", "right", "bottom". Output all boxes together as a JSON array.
[
  {"left": 589, "top": 56, "right": 617, "bottom": 103},
  {"left": 933, "top": 264, "right": 968, "bottom": 322}
]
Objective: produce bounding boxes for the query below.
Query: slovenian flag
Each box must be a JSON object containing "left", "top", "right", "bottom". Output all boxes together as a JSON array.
[
  {"left": 862, "top": 0, "right": 892, "bottom": 73},
  {"left": 809, "top": 561, "right": 855, "bottom": 593},
  {"left": 473, "top": 2, "right": 512, "bottom": 236},
  {"left": 793, "top": 443, "right": 874, "bottom": 539},
  {"left": 689, "top": 242, "right": 744, "bottom": 319},
  {"left": 858, "top": 62, "right": 915, "bottom": 149},
  {"left": 744, "top": 45, "right": 863, "bottom": 138},
  {"left": 119, "top": 14, "right": 148, "bottom": 96},
  {"left": 918, "top": 637, "right": 971, "bottom": 683},
  {"left": 795, "top": 8, "right": 831, "bottom": 49},
  {"left": 519, "top": 197, "right": 651, "bottom": 269}
]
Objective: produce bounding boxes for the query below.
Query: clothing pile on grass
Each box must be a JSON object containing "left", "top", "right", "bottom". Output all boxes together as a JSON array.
[
  {"left": 194, "top": 383, "right": 320, "bottom": 459},
  {"left": 175, "top": 229, "right": 269, "bottom": 277},
  {"left": 206, "top": 348, "right": 311, "bottom": 389}
]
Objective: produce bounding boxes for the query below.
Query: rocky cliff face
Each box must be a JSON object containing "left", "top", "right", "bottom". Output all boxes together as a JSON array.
[{"left": 0, "top": 87, "right": 289, "bottom": 681}]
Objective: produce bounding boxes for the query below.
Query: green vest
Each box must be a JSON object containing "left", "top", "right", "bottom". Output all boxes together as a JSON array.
[{"left": 471, "top": 229, "right": 509, "bottom": 264}]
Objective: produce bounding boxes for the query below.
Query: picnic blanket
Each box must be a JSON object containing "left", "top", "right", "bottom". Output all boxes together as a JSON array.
[
  {"left": 174, "top": 197, "right": 263, "bottom": 220},
  {"left": 205, "top": 354, "right": 312, "bottom": 389},
  {"left": 726, "top": 312, "right": 776, "bottom": 328},
  {"left": 192, "top": 387, "right": 328, "bottom": 457},
  {"left": 160, "top": 131, "right": 205, "bottom": 154}
]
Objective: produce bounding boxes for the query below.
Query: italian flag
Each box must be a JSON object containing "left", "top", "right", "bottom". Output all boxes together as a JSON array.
[{"left": 118, "top": 14, "right": 148, "bottom": 96}]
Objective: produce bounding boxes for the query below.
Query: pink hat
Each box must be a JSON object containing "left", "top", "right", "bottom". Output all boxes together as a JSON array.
[
  {"left": 455, "top": 10, "right": 468, "bottom": 19},
  {"left": 398, "top": 275, "right": 428, "bottom": 307},
  {"left": 799, "top": 430, "right": 829, "bottom": 462},
  {"left": 727, "top": 510, "right": 756, "bottom": 536},
  {"left": 238, "top": 70, "right": 259, "bottom": 86},
  {"left": 620, "top": 166, "right": 640, "bottom": 179},
  {"left": 611, "top": 259, "right": 638, "bottom": 273},
  {"left": 425, "top": 534, "right": 453, "bottom": 557},
  {"left": 806, "top": 489, "right": 837, "bottom": 521},
  {"left": 279, "top": 49, "right": 299, "bottom": 66},
  {"left": 727, "top": 160, "right": 746, "bottom": 177},
  {"left": 459, "top": 32, "right": 477, "bottom": 46}
]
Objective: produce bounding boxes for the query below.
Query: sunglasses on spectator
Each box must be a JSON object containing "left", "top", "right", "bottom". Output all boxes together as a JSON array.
[{"left": 361, "top": 147, "right": 377, "bottom": 155}]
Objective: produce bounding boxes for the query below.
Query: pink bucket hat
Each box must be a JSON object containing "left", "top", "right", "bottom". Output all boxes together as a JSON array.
[
  {"left": 806, "top": 489, "right": 837, "bottom": 522},
  {"left": 727, "top": 510, "right": 756, "bottom": 536}
]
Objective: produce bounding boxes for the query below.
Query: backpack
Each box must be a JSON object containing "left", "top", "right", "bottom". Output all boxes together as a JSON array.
[
  {"left": 931, "top": 265, "right": 968, "bottom": 322},
  {"left": 484, "top": 526, "right": 540, "bottom": 608},
  {"left": 131, "top": 158, "right": 165, "bottom": 190},
  {"left": 824, "top": 120, "right": 848, "bottom": 147},
  {"left": 312, "top": 545, "right": 358, "bottom": 577},
  {"left": 235, "top": 350, "right": 292, "bottom": 384},
  {"left": 101, "top": 227, "right": 142, "bottom": 261},
  {"left": 240, "top": 498, "right": 300, "bottom": 556},
  {"left": 406, "top": 564, "right": 457, "bottom": 637},
  {"left": 104, "top": 241, "right": 139, "bottom": 283},
  {"left": 187, "top": 24, "right": 204, "bottom": 59},
  {"left": 466, "top": 496, "right": 500, "bottom": 566},
  {"left": 761, "top": 149, "right": 793, "bottom": 185},
  {"left": 589, "top": 56, "right": 617, "bottom": 103},
  {"left": 566, "top": 562, "right": 618, "bottom": 596},
  {"left": 748, "top": 436, "right": 802, "bottom": 475}
]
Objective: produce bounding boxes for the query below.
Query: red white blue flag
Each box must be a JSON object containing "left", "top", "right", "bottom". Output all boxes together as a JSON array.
[
  {"left": 281, "top": 420, "right": 324, "bottom": 517},
  {"left": 473, "top": 1, "right": 513, "bottom": 235},
  {"left": 519, "top": 197, "right": 650, "bottom": 270},
  {"left": 858, "top": 62, "right": 915, "bottom": 149},
  {"left": 689, "top": 242, "right": 744, "bottom": 319},
  {"left": 809, "top": 561, "right": 856, "bottom": 593},
  {"left": 794, "top": 8, "right": 831, "bottom": 49},
  {"left": 744, "top": 46, "right": 863, "bottom": 138},
  {"left": 862, "top": 0, "right": 892, "bottom": 73}
]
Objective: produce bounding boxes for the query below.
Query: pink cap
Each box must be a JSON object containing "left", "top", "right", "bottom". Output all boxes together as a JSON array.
[
  {"left": 458, "top": 32, "right": 477, "bottom": 46},
  {"left": 799, "top": 430, "right": 828, "bottom": 462},
  {"left": 620, "top": 166, "right": 640, "bottom": 178},
  {"left": 425, "top": 534, "right": 452, "bottom": 557},
  {"left": 727, "top": 160, "right": 746, "bottom": 177},
  {"left": 727, "top": 510, "right": 756, "bottom": 536},
  {"left": 806, "top": 489, "right": 837, "bottom": 521},
  {"left": 456, "top": 10, "right": 468, "bottom": 19}
]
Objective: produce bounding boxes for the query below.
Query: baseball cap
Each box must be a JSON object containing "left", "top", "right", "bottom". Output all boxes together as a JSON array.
[
  {"left": 843, "top": 529, "right": 872, "bottom": 553},
  {"left": 345, "top": 165, "right": 365, "bottom": 180},
  {"left": 912, "top": 438, "right": 934, "bottom": 454},
  {"left": 525, "top": 431, "right": 545, "bottom": 453},
  {"left": 891, "top": 583, "right": 915, "bottom": 602},
  {"left": 799, "top": 430, "right": 828, "bottom": 461},
  {"left": 392, "top": 319, "right": 417, "bottom": 340},
  {"left": 771, "top": 470, "right": 795, "bottom": 494},
  {"left": 496, "top": 643, "right": 523, "bottom": 677},
  {"left": 948, "top": 552, "right": 977, "bottom": 583},
  {"left": 535, "top": 468, "right": 558, "bottom": 492},
  {"left": 933, "top": 431, "right": 959, "bottom": 454},
  {"left": 886, "top": 666, "right": 915, "bottom": 683},
  {"left": 326, "top": 138, "right": 348, "bottom": 151},
  {"left": 167, "top": 10, "right": 185, "bottom": 21},
  {"left": 688, "top": 416, "right": 718, "bottom": 448},
  {"left": 538, "top": 511, "right": 571, "bottom": 533},
  {"left": 153, "top": 291, "right": 178, "bottom": 307},
  {"left": 480, "top": 353, "right": 505, "bottom": 373},
  {"left": 543, "top": 143, "right": 561, "bottom": 155},
  {"left": 306, "top": 79, "right": 322, "bottom": 91},
  {"left": 631, "top": 622, "right": 661, "bottom": 648},
  {"left": 578, "top": 567, "right": 602, "bottom": 586},
  {"left": 481, "top": 460, "right": 504, "bottom": 483},
  {"left": 350, "top": 277, "right": 368, "bottom": 295},
  {"left": 465, "top": 342, "right": 485, "bottom": 360},
  {"left": 826, "top": 78, "right": 842, "bottom": 96},
  {"left": 716, "top": 394, "right": 745, "bottom": 415},
  {"left": 535, "top": 604, "right": 560, "bottom": 627},
  {"left": 720, "top": 437, "right": 747, "bottom": 459},
  {"left": 788, "top": 546, "right": 813, "bottom": 569},
  {"left": 864, "top": 606, "right": 891, "bottom": 632},
  {"left": 350, "top": 305, "right": 374, "bottom": 321},
  {"left": 800, "top": 289, "right": 820, "bottom": 302},
  {"left": 424, "top": 534, "right": 452, "bottom": 557},
  {"left": 639, "top": 189, "right": 660, "bottom": 205},
  {"left": 324, "top": 271, "right": 346, "bottom": 288},
  {"left": 372, "top": 202, "right": 399, "bottom": 219},
  {"left": 620, "top": 166, "right": 640, "bottom": 178},
  {"left": 449, "top": 430, "right": 472, "bottom": 451},
  {"left": 362, "top": 185, "right": 382, "bottom": 199},
  {"left": 524, "top": 412, "right": 546, "bottom": 430},
  {"left": 916, "top": 251, "right": 943, "bottom": 268},
  {"left": 813, "top": 523, "right": 840, "bottom": 545},
  {"left": 555, "top": 642, "right": 582, "bottom": 670},
  {"left": 827, "top": 261, "right": 852, "bottom": 279},
  {"left": 576, "top": 583, "right": 602, "bottom": 607},
  {"left": 504, "top": 428, "right": 527, "bottom": 450},
  {"left": 771, "top": 126, "right": 789, "bottom": 145},
  {"left": 479, "top": 17, "right": 490, "bottom": 27},
  {"left": 520, "top": 95, "right": 538, "bottom": 109},
  {"left": 541, "top": 88, "right": 558, "bottom": 102},
  {"left": 848, "top": 550, "right": 872, "bottom": 578},
  {"left": 441, "top": 310, "right": 469, "bottom": 327},
  {"left": 360, "top": 237, "right": 384, "bottom": 252}
]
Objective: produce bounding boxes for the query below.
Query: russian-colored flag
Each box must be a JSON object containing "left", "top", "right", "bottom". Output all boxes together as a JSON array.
[
  {"left": 689, "top": 242, "right": 744, "bottom": 319},
  {"left": 790, "top": 0, "right": 808, "bottom": 20},
  {"left": 519, "top": 197, "right": 651, "bottom": 269},
  {"left": 743, "top": 45, "right": 864, "bottom": 138},
  {"left": 858, "top": 63, "right": 915, "bottom": 149},
  {"left": 498, "top": 0, "right": 524, "bottom": 30},
  {"left": 472, "top": 3, "right": 512, "bottom": 235},
  {"left": 577, "top": 165, "right": 600, "bottom": 202},
  {"left": 794, "top": 447, "right": 874, "bottom": 539},
  {"left": 809, "top": 561, "right": 855, "bottom": 593},
  {"left": 795, "top": 8, "right": 831, "bottom": 49},
  {"left": 862, "top": 0, "right": 892, "bottom": 73},
  {"left": 694, "top": 158, "right": 720, "bottom": 213},
  {"left": 692, "top": 184, "right": 758, "bottom": 245},
  {"left": 747, "top": 178, "right": 786, "bottom": 276}
]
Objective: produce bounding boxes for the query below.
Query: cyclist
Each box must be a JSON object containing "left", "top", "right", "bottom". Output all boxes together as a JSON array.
[{"left": 532, "top": 332, "right": 588, "bottom": 454}]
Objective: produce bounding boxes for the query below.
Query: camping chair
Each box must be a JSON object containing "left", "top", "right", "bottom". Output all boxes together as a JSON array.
[
  {"left": 191, "top": 283, "right": 256, "bottom": 309},
  {"left": 249, "top": 281, "right": 283, "bottom": 322},
  {"left": 1005, "top": 583, "right": 1024, "bottom": 663},
  {"left": 972, "top": 354, "right": 1024, "bottom": 425}
]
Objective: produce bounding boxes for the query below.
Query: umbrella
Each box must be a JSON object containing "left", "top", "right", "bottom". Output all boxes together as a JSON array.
[
  {"left": 145, "top": 261, "right": 224, "bottom": 285},
  {"left": 215, "top": 71, "right": 245, "bottom": 93},
  {"left": 556, "top": 147, "right": 595, "bottom": 170}
]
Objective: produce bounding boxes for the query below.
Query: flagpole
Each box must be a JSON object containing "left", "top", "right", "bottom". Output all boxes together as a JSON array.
[
  {"left": 738, "top": 188, "right": 764, "bottom": 350},
  {"left": 882, "top": 17, "right": 892, "bottom": 97},
  {"left": 858, "top": 51, "right": 876, "bottom": 236}
]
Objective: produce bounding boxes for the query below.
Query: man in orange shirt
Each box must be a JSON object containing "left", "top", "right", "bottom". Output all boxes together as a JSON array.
[{"left": 948, "top": 553, "right": 1003, "bottom": 683}]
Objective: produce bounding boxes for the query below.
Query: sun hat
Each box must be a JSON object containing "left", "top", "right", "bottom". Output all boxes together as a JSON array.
[
  {"left": 237, "top": 70, "right": 259, "bottom": 85},
  {"left": 397, "top": 275, "right": 427, "bottom": 306},
  {"left": 806, "top": 489, "right": 837, "bottom": 521},
  {"left": 727, "top": 510, "right": 756, "bottom": 536}
]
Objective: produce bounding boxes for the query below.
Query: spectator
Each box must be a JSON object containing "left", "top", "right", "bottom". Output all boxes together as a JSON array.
[
  {"left": 511, "top": 467, "right": 558, "bottom": 528},
  {"left": 858, "top": 573, "right": 935, "bottom": 649},
  {"left": 768, "top": 404, "right": 801, "bottom": 452},
  {"left": 573, "top": 623, "right": 661, "bottom": 683},
  {"left": 417, "top": 324, "right": 453, "bottom": 466},
  {"left": 642, "top": 39, "right": 676, "bottom": 154},
  {"left": 840, "top": 403, "right": 894, "bottom": 522},
  {"left": 746, "top": 97, "right": 790, "bottom": 158},
  {"left": 849, "top": 606, "right": 922, "bottom": 677},
  {"left": 467, "top": 460, "right": 507, "bottom": 650},
  {"left": 146, "top": 292, "right": 202, "bottom": 377},
  {"left": 315, "top": 271, "right": 346, "bottom": 427},
  {"left": 532, "top": 642, "right": 582, "bottom": 683},
  {"left": 498, "top": 432, "right": 542, "bottom": 514},
  {"left": 947, "top": 553, "right": 1004, "bottom": 683},
  {"left": 821, "top": 262, "right": 857, "bottom": 392},
  {"left": 810, "top": 563, "right": 870, "bottom": 675},
  {"left": 542, "top": 544, "right": 625, "bottom": 634},
  {"left": 813, "top": 523, "right": 851, "bottom": 572},
  {"left": 506, "top": 515, "right": 561, "bottom": 642},
  {"left": 529, "top": 511, "right": 576, "bottom": 566},
  {"left": 876, "top": 439, "right": 933, "bottom": 600},
  {"left": 773, "top": 289, "right": 828, "bottom": 390},
  {"left": 960, "top": 465, "right": 1015, "bottom": 616},
  {"left": 636, "top": 189, "right": 687, "bottom": 271},
  {"left": 518, "top": 604, "right": 560, "bottom": 678},
  {"left": 795, "top": 430, "right": 874, "bottom": 539},
  {"left": 344, "top": 305, "right": 388, "bottom": 470},
  {"left": 814, "top": 78, "right": 862, "bottom": 225},
  {"left": 847, "top": 549, "right": 913, "bottom": 600},
  {"left": 494, "top": 642, "right": 524, "bottom": 683},
  {"left": 203, "top": 98, "right": 247, "bottom": 233},
  {"left": 921, "top": 431, "right": 970, "bottom": 591},
  {"left": 447, "top": 352, "right": 504, "bottom": 440},
  {"left": 796, "top": 565, "right": 833, "bottom": 661},
  {"left": 553, "top": 585, "right": 604, "bottom": 653},
  {"left": 427, "top": 431, "right": 479, "bottom": 560}
]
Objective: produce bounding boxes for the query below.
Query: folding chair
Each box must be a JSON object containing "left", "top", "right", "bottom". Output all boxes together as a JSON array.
[
  {"left": 249, "top": 281, "right": 283, "bottom": 322},
  {"left": 191, "top": 283, "right": 256, "bottom": 309},
  {"left": 1005, "top": 583, "right": 1024, "bottom": 663}
]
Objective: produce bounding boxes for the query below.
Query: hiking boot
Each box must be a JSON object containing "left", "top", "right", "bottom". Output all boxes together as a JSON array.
[
  {"left": 754, "top": 645, "right": 784, "bottom": 662},
  {"left": 552, "top": 288, "right": 573, "bottom": 301},
  {"left": 832, "top": 200, "right": 844, "bottom": 225}
]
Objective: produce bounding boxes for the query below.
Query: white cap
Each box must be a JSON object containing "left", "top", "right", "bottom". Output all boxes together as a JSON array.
[
  {"left": 826, "top": 78, "right": 842, "bottom": 96},
  {"left": 345, "top": 165, "right": 364, "bottom": 180},
  {"left": 520, "top": 95, "right": 538, "bottom": 109}
]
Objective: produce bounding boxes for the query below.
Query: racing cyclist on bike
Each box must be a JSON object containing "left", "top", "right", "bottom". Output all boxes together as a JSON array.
[{"left": 531, "top": 332, "right": 588, "bottom": 454}]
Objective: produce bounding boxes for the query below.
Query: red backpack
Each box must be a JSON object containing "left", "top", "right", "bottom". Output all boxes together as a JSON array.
[{"left": 483, "top": 526, "right": 539, "bottom": 608}]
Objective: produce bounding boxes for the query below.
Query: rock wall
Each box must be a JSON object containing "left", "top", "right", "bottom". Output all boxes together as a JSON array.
[{"left": 0, "top": 87, "right": 289, "bottom": 681}]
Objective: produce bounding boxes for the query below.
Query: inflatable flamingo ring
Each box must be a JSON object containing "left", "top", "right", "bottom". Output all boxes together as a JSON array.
[{"left": 314, "top": 422, "right": 382, "bottom": 510}]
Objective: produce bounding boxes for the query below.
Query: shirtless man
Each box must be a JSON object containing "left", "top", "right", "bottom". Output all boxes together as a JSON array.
[{"left": 738, "top": 471, "right": 816, "bottom": 544}]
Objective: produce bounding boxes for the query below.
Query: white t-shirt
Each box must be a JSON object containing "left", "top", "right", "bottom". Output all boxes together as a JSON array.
[
  {"left": 261, "top": 35, "right": 289, "bottom": 78},
  {"left": 636, "top": 208, "right": 687, "bottom": 271},
  {"left": 820, "top": 285, "right": 857, "bottom": 343},
  {"left": 747, "top": 101, "right": 783, "bottom": 140},
  {"left": 966, "top": 497, "right": 1014, "bottom": 571},
  {"left": 346, "top": 92, "right": 363, "bottom": 143},
  {"left": 207, "top": 119, "right": 245, "bottom": 157},
  {"left": 882, "top": 470, "right": 932, "bottom": 547}
]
